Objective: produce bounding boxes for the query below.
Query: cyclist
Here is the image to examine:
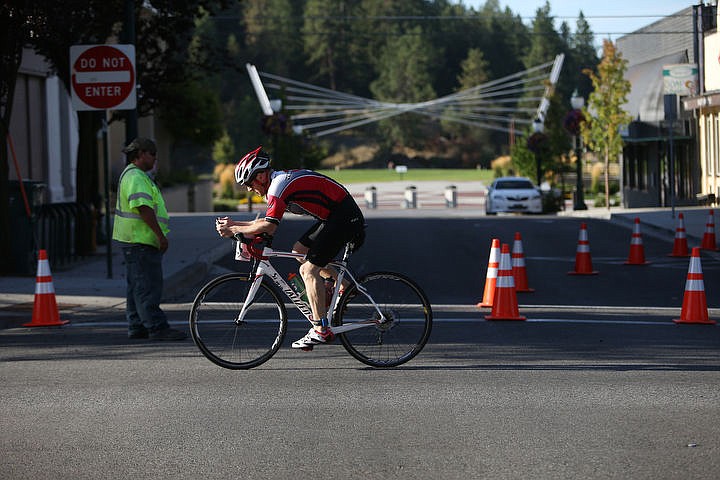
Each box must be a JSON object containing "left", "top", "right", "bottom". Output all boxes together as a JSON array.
[{"left": 215, "top": 146, "right": 365, "bottom": 350}]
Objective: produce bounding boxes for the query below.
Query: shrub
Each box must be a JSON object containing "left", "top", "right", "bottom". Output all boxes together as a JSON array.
[
  {"left": 590, "top": 162, "right": 604, "bottom": 194},
  {"left": 490, "top": 155, "right": 515, "bottom": 178},
  {"left": 542, "top": 190, "right": 563, "bottom": 213},
  {"left": 218, "top": 164, "right": 236, "bottom": 199}
]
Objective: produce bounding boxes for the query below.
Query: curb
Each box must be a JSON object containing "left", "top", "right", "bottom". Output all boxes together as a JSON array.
[{"left": 163, "top": 241, "right": 233, "bottom": 300}]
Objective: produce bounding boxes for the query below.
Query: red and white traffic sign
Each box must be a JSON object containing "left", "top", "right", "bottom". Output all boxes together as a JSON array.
[{"left": 70, "top": 44, "right": 136, "bottom": 111}]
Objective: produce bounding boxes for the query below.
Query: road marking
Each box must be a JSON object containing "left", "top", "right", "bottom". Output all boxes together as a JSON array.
[
  {"left": 70, "top": 316, "right": 693, "bottom": 329},
  {"left": 431, "top": 317, "right": 679, "bottom": 326}
]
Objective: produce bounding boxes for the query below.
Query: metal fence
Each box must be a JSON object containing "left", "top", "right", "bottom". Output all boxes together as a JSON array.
[{"left": 35, "top": 202, "right": 96, "bottom": 270}]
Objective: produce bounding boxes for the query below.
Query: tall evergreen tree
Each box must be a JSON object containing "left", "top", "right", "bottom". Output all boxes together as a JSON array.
[
  {"left": 302, "top": 0, "right": 359, "bottom": 90},
  {"left": 441, "top": 48, "right": 494, "bottom": 165},
  {"left": 244, "top": 0, "right": 304, "bottom": 77},
  {"left": 370, "top": 26, "right": 440, "bottom": 148},
  {"left": 476, "top": 0, "right": 528, "bottom": 80},
  {"left": 572, "top": 12, "right": 599, "bottom": 100}
]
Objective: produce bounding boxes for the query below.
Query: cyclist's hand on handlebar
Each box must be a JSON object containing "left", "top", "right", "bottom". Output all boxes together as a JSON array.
[{"left": 215, "top": 217, "right": 235, "bottom": 238}]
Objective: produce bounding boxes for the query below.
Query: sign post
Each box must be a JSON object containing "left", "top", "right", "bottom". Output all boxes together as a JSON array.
[{"left": 70, "top": 44, "right": 136, "bottom": 279}]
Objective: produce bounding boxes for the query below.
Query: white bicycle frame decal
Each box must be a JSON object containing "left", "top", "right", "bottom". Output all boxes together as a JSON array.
[{"left": 235, "top": 245, "right": 387, "bottom": 334}]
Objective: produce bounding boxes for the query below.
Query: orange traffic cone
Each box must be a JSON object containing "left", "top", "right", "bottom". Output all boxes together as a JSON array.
[
  {"left": 700, "top": 210, "right": 718, "bottom": 251},
  {"left": 625, "top": 218, "right": 650, "bottom": 265},
  {"left": 486, "top": 244, "right": 526, "bottom": 321},
  {"left": 511, "top": 232, "right": 534, "bottom": 293},
  {"left": 568, "top": 223, "right": 599, "bottom": 275},
  {"left": 23, "top": 250, "right": 69, "bottom": 327},
  {"left": 669, "top": 213, "right": 689, "bottom": 257},
  {"left": 673, "top": 247, "right": 715, "bottom": 325},
  {"left": 478, "top": 238, "right": 500, "bottom": 308}
]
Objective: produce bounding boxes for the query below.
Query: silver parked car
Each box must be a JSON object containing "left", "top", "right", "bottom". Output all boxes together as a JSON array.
[{"left": 485, "top": 176, "right": 542, "bottom": 215}]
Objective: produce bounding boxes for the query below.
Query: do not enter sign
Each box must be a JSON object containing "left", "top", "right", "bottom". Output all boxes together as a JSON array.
[{"left": 70, "top": 44, "right": 136, "bottom": 111}]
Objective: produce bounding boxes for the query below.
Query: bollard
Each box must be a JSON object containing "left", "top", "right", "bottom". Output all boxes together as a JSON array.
[
  {"left": 403, "top": 185, "right": 417, "bottom": 209},
  {"left": 445, "top": 185, "right": 457, "bottom": 208},
  {"left": 364, "top": 186, "right": 377, "bottom": 209},
  {"left": 187, "top": 183, "right": 196, "bottom": 212}
]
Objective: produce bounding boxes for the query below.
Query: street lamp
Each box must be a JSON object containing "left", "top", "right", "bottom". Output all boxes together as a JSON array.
[
  {"left": 568, "top": 90, "right": 587, "bottom": 210},
  {"left": 532, "top": 118, "right": 544, "bottom": 186}
]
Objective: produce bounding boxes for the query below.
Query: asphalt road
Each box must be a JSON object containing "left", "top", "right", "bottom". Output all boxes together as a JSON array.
[
  {"left": 210, "top": 215, "right": 720, "bottom": 309},
  {"left": 2, "top": 217, "right": 719, "bottom": 479}
]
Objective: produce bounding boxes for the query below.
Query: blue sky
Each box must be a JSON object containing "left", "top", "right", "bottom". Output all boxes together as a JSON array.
[{"left": 463, "top": 1, "right": 695, "bottom": 45}]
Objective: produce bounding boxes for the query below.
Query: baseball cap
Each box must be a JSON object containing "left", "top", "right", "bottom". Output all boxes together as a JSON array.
[{"left": 122, "top": 137, "right": 156, "bottom": 155}]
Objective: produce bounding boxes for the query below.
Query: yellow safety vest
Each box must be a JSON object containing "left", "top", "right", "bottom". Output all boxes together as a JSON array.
[{"left": 112, "top": 164, "right": 170, "bottom": 248}]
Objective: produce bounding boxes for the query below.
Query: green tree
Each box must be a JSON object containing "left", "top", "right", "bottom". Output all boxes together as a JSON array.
[
  {"left": 0, "top": 1, "right": 123, "bottom": 271},
  {"left": 212, "top": 130, "right": 236, "bottom": 164},
  {"left": 302, "top": 0, "right": 359, "bottom": 90},
  {"left": 476, "top": 0, "right": 528, "bottom": 80},
  {"left": 515, "top": 2, "right": 566, "bottom": 185},
  {"left": 243, "top": 0, "right": 304, "bottom": 77},
  {"left": 523, "top": 2, "right": 565, "bottom": 80},
  {"left": 581, "top": 40, "right": 632, "bottom": 209},
  {"left": 357, "top": 0, "right": 435, "bottom": 91},
  {"left": 160, "top": 80, "right": 223, "bottom": 147},
  {"left": 441, "top": 48, "right": 494, "bottom": 166},
  {"left": 370, "top": 26, "right": 440, "bottom": 148},
  {"left": 0, "top": 1, "right": 230, "bottom": 270},
  {"left": 571, "top": 12, "right": 599, "bottom": 100}
]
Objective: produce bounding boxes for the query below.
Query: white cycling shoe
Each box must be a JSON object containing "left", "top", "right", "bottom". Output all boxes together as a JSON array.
[{"left": 291, "top": 327, "right": 335, "bottom": 351}]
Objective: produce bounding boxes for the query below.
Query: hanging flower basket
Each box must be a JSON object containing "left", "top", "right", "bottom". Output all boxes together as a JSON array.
[
  {"left": 526, "top": 132, "right": 548, "bottom": 153},
  {"left": 261, "top": 113, "right": 290, "bottom": 135},
  {"left": 563, "top": 109, "right": 585, "bottom": 136}
]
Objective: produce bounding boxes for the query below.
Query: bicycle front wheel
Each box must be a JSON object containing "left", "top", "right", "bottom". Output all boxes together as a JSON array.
[
  {"left": 334, "top": 271, "right": 432, "bottom": 367},
  {"left": 189, "top": 273, "right": 287, "bottom": 369}
]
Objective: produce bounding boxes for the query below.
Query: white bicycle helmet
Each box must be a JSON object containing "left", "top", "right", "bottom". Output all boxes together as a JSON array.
[{"left": 234, "top": 146, "right": 271, "bottom": 185}]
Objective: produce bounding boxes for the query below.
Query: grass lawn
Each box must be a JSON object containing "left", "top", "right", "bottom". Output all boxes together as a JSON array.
[{"left": 317, "top": 168, "right": 495, "bottom": 184}]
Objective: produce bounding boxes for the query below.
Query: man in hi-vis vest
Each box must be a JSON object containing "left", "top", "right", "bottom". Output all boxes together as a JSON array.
[{"left": 112, "top": 138, "right": 186, "bottom": 341}]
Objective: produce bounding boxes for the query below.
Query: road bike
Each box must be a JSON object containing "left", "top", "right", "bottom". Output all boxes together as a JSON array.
[{"left": 189, "top": 233, "right": 433, "bottom": 369}]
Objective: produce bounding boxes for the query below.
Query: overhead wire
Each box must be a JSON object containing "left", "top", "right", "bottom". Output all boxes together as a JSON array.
[{"left": 257, "top": 55, "right": 561, "bottom": 137}]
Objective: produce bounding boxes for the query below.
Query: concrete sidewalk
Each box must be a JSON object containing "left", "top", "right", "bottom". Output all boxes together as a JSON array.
[{"left": 1, "top": 180, "right": 717, "bottom": 328}]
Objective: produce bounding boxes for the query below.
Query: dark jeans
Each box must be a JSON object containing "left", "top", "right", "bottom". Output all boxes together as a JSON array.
[{"left": 122, "top": 245, "right": 169, "bottom": 334}]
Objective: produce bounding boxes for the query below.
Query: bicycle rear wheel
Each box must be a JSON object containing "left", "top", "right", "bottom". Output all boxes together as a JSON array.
[
  {"left": 189, "top": 273, "right": 287, "bottom": 369},
  {"left": 334, "top": 271, "right": 432, "bottom": 367}
]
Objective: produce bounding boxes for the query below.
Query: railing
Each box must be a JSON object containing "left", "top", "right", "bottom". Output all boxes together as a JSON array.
[{"left": 35, "top": 202, "right": 96, "bottom": 270}]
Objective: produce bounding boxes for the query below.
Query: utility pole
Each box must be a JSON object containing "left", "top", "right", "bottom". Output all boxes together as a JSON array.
[{"left": 122, "top": 0, "right": 138, "bottom": 142}]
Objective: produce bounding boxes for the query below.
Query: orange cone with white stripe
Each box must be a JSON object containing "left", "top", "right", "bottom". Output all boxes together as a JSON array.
[
  {"left": 478, "top": 238, "right": 500, "bottom": 308},
  {"left": 673, "top": 247, "right": 715, "bottom": 325},
  {"left": 23, "top": 250, "right": 69, "bottom": 327},
  {"left": 669, "top": 213, "right": 689, "bottom": 257},
  {"left": 568, "top": 223, "right": 598, "bottom": 275},
  {"left": 486, "top": 243, "right": 526, "bottom": 321},
  {"left": 625, "top": 217, "right": 650, "bottom": 265},
  {"left": 511, "top": 232, "right": 534, "bottom": 292},
  {"left": 700, "top": 210, "right": 718, "bottom": 251}
]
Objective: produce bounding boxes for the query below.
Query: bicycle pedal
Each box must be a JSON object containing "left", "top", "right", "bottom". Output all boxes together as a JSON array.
[{"left": 300, "top": 346, "right": 314, "bottom": 352}]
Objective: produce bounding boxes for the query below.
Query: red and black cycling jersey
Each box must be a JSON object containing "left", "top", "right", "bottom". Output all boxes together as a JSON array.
[{"left": 264, "top": 170, "right": 351, "bottom": 224}]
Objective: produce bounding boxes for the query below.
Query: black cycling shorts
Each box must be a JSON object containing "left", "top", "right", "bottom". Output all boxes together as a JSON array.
[{"left": 298, "top": 196, "right": 365, "bottom": 267}]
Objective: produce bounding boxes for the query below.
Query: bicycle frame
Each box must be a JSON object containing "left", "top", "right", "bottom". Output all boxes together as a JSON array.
[{"left": 236, "top": 243, "right": 387, "bottom": 334}]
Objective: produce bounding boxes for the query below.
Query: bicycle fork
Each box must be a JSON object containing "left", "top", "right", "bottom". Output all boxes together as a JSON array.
[{"left": 234, "top": 273, "right": 264, "bottom": 325}]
